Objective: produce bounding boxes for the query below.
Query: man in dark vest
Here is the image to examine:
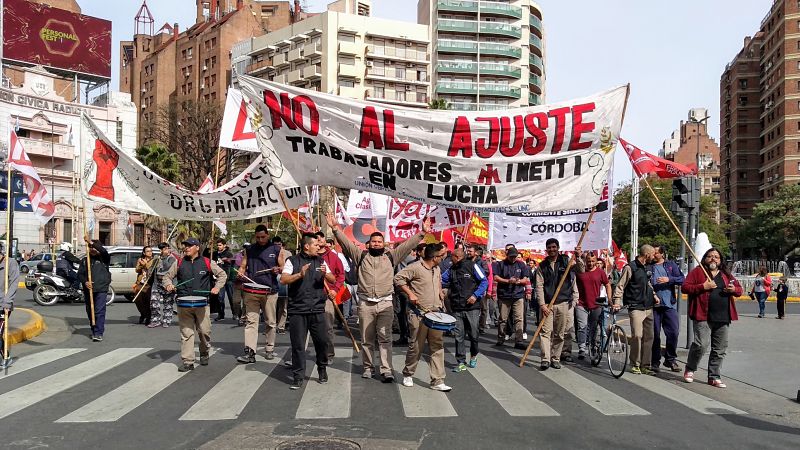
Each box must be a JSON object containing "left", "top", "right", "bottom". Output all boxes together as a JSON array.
[
  {"left": 443, "top": 247, "right": 488, "bottom": 372},
  {"left": 534, "top": 238, "right": 579, "bottom": 370},
  {"left": 236, "top": 225, "right": 284, "bottom": 363},
  {"left": 493, "top": 246, "right": 531, "bottom": 350},
  {"left": 77, "top": 236, "right": 111, "bottom": 342},
  {"left": 613, "top": 244, "right": 658, "bottom": 375},
  {"left": 280, "top": 233, "right": 336, "bottom": 390},
  {"left": 164, "top": 238, "right": 227, "bottom": 372}
]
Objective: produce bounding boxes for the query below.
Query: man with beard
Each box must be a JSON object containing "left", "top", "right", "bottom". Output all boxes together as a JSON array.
[
  {"left": 649, "top": 244, "right": 684, "bottom": 372},
  {"left": 327, "top": 213, "right": 430, "bottom": 383},
  {"left": 612, "top": 244, "right": 658, "bottom": 375}
]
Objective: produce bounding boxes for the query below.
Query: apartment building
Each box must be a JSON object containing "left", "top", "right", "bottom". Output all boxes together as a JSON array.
[
  {"left": 244, "top": 3, "right": 432, "bottom": 108},
  {"left": 662, "top": 109, "right": 721, "bottom": 199},
  {"left": 417, "top": 0, "right": 545, "bottom": 111}
]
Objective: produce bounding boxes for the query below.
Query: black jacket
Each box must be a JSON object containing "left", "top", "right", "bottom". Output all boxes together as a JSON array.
[{"left": 77, "top": 241, "right": 111, "bottom": 293}]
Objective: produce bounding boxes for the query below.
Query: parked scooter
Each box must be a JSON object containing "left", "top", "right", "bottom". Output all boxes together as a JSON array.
[{"left": 28, "top": 260, "right": 114, "bottom": 306}]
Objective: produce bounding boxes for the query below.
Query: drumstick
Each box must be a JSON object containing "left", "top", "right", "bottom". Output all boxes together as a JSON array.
[
  {"left": 174, "top": 278, "right": 194, "bottom": 288},
  {"left": 239, "top": 274, "right": 257, "bottom": 284},
  {"left": 193, "top": 290, "right": 211, "bottom": 294},
  {"left": 254, "top": 268, "right": 277, "bottom": 274}
]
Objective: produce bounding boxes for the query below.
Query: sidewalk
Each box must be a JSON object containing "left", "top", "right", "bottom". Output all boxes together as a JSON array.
[{"left": 6, "top": 307, "right": 47, "bottom": 345}]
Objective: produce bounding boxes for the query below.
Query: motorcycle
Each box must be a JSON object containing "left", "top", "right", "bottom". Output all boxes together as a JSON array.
[{"left": 28, "top": 261, "right": 115, "bottom": 307}]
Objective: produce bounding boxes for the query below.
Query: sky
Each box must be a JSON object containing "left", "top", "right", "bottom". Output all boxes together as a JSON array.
[{"left": 78, "top": 0, "right": 770, "bottom": 186}]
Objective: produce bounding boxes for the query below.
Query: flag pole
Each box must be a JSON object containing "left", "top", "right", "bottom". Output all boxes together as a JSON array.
[
  {"left": 519, "top": 207, "right": 596, "bottom": 367},
  {"left": 80, "top": 180, "right": 95, "bottom": 327},
  {"left": 277, "top": 189, "right": 302, "bottom": 236},
  {"left": 3, "top": 148, "right": 13, "bottom": 366},
  {"left": 207, "top": 147, "right": 224, "bottom": 255},
  {"left": 639, "top": 175, "right": 711, "bottom": 281}
]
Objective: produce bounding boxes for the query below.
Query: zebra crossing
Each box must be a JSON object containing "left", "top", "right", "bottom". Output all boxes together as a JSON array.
[{"left": 0, "top": 345, "right": 747, "bottom": 424}]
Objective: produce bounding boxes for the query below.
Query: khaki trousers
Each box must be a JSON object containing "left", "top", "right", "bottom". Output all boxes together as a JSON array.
[
  {"left": 243, "top": 291, "right": 278, "bottom": 353},
  {"left": 277, "top": 296, "right": 288, "bottom": 331},
  {"left": 539, "top": 302, "right": 571, "bottom": 362},
  {"left": 629, "top": 308, "right": 654, "bottom": 369},
  {"left": 324, "top": 299, "right": 336, "bottom": 359},
  {"left": 178, "top": 306, "right": 211, "bottom": 364},
  {"left": 359, "top": 299, "right": 394, "bottom": 375},
  {"left": 403, "top": 312, "right": 445, "bottom": 385},
  {"left": 498, "top": 298, "right": 524, "bottom": 343},
  {"left": 561, "top": 305, "right": 575, "bottom": 355}
]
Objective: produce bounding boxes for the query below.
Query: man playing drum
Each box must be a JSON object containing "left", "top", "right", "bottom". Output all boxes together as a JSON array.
[
  {"left": 236, "top": 225, "right": 285, "bottom": 363},
  {"left": 163, "top": 238, "right": 227, "bottom": 372},
  {"left": 395, "top": 243, "right": 452, "bottom": 392}
]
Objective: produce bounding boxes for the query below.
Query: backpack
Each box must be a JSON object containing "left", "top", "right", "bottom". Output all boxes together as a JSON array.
[{"left": 177, "top": 257, "right": 212, "bottom": 271}]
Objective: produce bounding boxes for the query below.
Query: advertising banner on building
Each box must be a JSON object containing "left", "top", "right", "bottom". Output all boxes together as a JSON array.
[
  {"left": 2, "top": 0, "right": 112, "bottom": 79},
  {"left": 488, "top": 171, "right": 614, "bottom": 251},
  {"left": 219, "top": 88, "right": 258, "bottom": 152},
  {"left": 238, "top": 75, "right": 627, "bottom": 213},
  {"left": 80, "top": 113, "right": 303, "bottom": 220}
]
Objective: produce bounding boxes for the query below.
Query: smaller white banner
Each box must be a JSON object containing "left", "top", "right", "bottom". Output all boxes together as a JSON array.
[
  {"left": 219, "top": 88, "right": 258, "bottom": 152},
  {"left": 385, "top": 198, "right": 471, "bottom": 242}
]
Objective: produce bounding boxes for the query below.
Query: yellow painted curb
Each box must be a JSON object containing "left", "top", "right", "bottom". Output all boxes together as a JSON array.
[
  {"left": 7, "top": 307, "right": 47, "bottom": 345},
  {"left": 17, "top": 281, "right": 25, "bottom": 289}
]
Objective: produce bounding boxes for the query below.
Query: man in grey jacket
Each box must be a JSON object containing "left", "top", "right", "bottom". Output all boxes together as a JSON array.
[
  {"left": 327, "top": 212, "right": 430, "bottom": 383},
  {"left": 1, "top": 245, "right": 20, "bottom": 366}
]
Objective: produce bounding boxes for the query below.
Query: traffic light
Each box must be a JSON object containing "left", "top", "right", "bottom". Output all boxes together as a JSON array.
[{"left": 671, "top": 177, "right": 700, "bottom": 212}]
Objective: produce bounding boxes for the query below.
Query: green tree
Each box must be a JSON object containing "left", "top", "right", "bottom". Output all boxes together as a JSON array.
[
  {"left": 737, "top": 184, "right": 800, "bottom": 259},
  {"left": 136, "top": 143, "right": 180, "bottom": 182},
  {"left": 612, "top": 178, "right": 729, "bottom": 258},
  {"left": 428, "top": 98, "right": 449, "bottom": 110}
]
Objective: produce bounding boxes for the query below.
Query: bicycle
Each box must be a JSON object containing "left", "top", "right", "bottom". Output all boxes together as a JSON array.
[{"left": 588, "top": 302, "right": 628, "bottom": 378}]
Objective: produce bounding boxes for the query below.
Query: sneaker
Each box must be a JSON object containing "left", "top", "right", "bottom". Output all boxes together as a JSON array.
[
  {"left": 178, "top": 363, "right": 194, "bottom": 372},
  {"left": 550, "top": 361, "right": 562, "bottom": 369},
  {"left": 648, "top": 366, "right": 660, "bottom": 374},
  {"left": 522, "top": 332, "right": 528, "bottom": 340},
  {"left": 380, "top": 373, "right": 395, "bottom": 383},
  {"left": 94, "top": 336, "right": 103, "bottom": 342},
  {"left": 265, "top": 352, "right": 275, "bottom": 361},
  {"left": 468, "top": 356, "right": 478, "bottom": 368},
  {"left": 562, "top": 354, "right": 573, "bottom": 363},
  {"left": 514, "top": 342, "right": 527, "bottom": 350},
  {"left": 494, "top": 339, "right": 505, "bottom": 347},
  {"left": 540, "top": 361, "right": 550, "bottom": 371},
  {"left": 664, "top": 360, "right": 682, "bottom": 372},
  {"left": 504, "top": 335, "right": 510, "bottom": 341},
  {"left": 147, "top": 323, "right": 161, "bottom": 328},
  {"left": 236, "top": 347, "right": 256, "bottom": 364},
  {"left": 683, "top": 370, "right": 694, "bottom": 383},
  {"left": 431, "top": 383, "right": 452, "bottom": 392},
  {"left": 402, "top": 376, "right": 414, "bottom": 387},
  {"left": 162, "top": 323, "right": 170, "bottom": 328},
  {"left": 641, "top": 367, "right": 654, "bottom": 375},
  {"left": 452, "top": 363, "right": 467, "bottom": 373},
  {"left": 290, "top": 378, "right": 303, "bottom": 390},
  {"left": 708, "top": 378, "right": 727, "bottom": 388},
  {"left": 283, "top": 359, "right": 293, "bottom": 367},
  {"left": 362, "top": 369, "right": 373, "bottom": 379},
  {"left": 578, "top": 350, "right": 586, "bottom": 360},
  {"left": 631, "top": 365, "right": 642, "bottom": 375},
  {"left": 318, "top": 367, "right": 328, "bottom": 384},
  {"left": 199, "top": 355, "right": 209, "bottom": 366}
]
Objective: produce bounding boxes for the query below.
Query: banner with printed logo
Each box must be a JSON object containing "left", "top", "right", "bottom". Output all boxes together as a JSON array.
[
  {"left": 384, "top": 198, "right": 471, "bottom": 242},
  {"left": 219, "top": 88, "right": 259, "bottom": 152},
  {"left": 237, "top": 75, "right": 628, "bottom": 213}
]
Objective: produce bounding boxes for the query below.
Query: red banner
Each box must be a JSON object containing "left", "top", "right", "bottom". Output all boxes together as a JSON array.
[
  {"left": 464, "top": 214, "right": 489, "bottom": 246},
  {"left": 3, "top": 0, "right": 112, "bottom": 79}
]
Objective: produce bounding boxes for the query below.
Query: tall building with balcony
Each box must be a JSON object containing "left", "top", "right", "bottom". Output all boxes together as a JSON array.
[
  {"left": 662, "top": 109, "right": 722, "bottom": 199},
  {"left": 417, "top": 0, "right": 545, "bottom": 111},
  {"left": 242, "top": 3, "right": 432, "bottom": 108}
]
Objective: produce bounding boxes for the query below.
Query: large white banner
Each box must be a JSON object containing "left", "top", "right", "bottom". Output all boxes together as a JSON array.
[
  {"left": 488, "top": 171, "right": 614, "bottom": 251},
  {"left": 80, "top": 114, "right": 303, "bottom": 221},
  {"left": 219, "top": 88, "right": 258, "bottom": 152},
  {"left": 238, "top": 75, "right": 628, "bottom": 213}
]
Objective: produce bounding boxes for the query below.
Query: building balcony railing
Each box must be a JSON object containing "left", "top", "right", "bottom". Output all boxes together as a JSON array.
[
  {"left": 437, "top": 39, "right": 479, "bottom": 54},
  {"left": 338, "top": 63, "right": 361, "bottom": 78},
  {"left": 338, "top": 41, "right": 362, "bottom": 55},
  {"left": 480, "top": 41, "right": 522, "bottom": 58},
  {"left": 273, "top": 53, "right": 289, "bottom": 67},
  {"left": 436, "top": 40, "right": 522, "bottom": 58},
  {"left": 529, "top": 54, "right": 543, "bottom": 74},
  {"left": 437, "top": 81, "right": 520, "bottom": 98},
  {"left": 480, "top": 2, "right": 522, "bottom": 19},
  {"left": 529, "top": 34, "right": 543, "bottom": 55},
  {"left": 437, "top": 18, "right": 479, "bottom": 33},
  {"left": 529, "top": 14, "right": 543, "bottom": 36},
  {"left": 288, "top": 47, "right": 304, "bottom": 62},
  {"left": 437, "top": 0, "right": 478, "bottom": 14},
  {"left": 303, "top": 65, "right": 321, "bottom": 80},
  {"left": 366, "top": 90, "right": 429, "bottom": 108},
  {"left": 437, "top": 61, "right": 520, "bottom": 78},
  {"left": 529, "top": 93, "right": 541, "bottom": 105},
  {"left": 245, "top": 59, "right": 273, "bottom": 75},
  {"left": 479, "top": 21, "right": 522, "bottom": 39},
  {"left": 338, "top": 86, "right": 365, "bottom": 99},
  {"left": 18, "top": 137, "right": 73, "bottom": 160},
  {"left": 447, "top": 101, "right": 516, "bottom": 111},
  {"left": 480, "top": 83, "right": 521, "bottom": 98},
  {"left": 287, "top": 69, "right": 303, "bottom": 84}
]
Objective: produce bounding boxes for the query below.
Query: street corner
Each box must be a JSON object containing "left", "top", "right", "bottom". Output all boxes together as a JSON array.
[{"left": 7, "top": 307, "right": 47, "bottom": 345}]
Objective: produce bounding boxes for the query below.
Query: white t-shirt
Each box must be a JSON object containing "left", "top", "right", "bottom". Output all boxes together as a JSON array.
[{"left": 282, "top": 258, "right": 325, "bottom": 275}]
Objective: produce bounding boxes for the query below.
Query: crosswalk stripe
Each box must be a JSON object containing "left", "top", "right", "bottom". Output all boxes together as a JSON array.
[
  {"left": 296, "top": 348, "right": 353, "bottom": 419},
  {"left": 56, "top": 348, "right": 218, "bottom": 423},
  {"left": 0, "top": 348, "right": 86, "bottom": 380},
  {"left": 457, "top": 352, "right": 559, "bottom": 417},
  {"left": 179, "top": 350, "right": 281, "bottom": 421},
  {"left": 0, "top": 348, "right": 151, "bottom": 420},
  {"left": 392, "top": 353, "right": 457, "bottom": 417},
  {"left": 623, "top": 373, "right": 746, "bottom": 415},
  {"left": 539, "top": 366, "right": 650, "bottom": 416}
]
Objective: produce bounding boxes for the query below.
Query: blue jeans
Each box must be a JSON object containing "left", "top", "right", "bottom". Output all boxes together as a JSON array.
[
  {"left": 754, "top": 291, "right": 767, "bottom": 316},
  {"left": 84, "top": 291, "right": 107, "bottom": 337},
  {"left": 652, "top": 306, "right": 680, "bottom": 365}
]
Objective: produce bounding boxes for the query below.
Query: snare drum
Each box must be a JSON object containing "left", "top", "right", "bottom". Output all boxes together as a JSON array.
[
  {"left": 242, "top": 282, "right": 272, "bottom": 295},
  {"left": 421, "top": 311, "right": 457, "bottom": 332},
  {"left": 177, "top": 295, "right": 208, "bottom": 308}
]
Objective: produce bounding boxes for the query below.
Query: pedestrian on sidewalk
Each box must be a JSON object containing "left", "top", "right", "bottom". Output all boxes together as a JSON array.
[
  {"left": 163, "top": 238, "right": 227, "bottom": 372},
  {"left": 612, "top": 244, "right": 657, "bottom": 375},
  {"left": 682, "top": 248, "right": 742, "bottom": 388},
  {"left": 775, "top": 277, "right": 789, "bottom": 319},
  {"left": 443, "top": 247, "right": 488, "bottom": 373},
  {"left": 280, "top": 233, "right": 335, "bottom": 390},
  {"left": 649, "top": 244, "right": 685, "bottom": 372},
  {"left": 149, "top": 243, "right": 177, "bottom": 328},
  {"left": 396, "top": 242, "right": 452, "bottom": 392},
  {"left": 77, "top": 236, "right": 111, "bottom": 342},
  {"left": 1, "top": 247, "right": 20, "bottom": 364},
  {"left": 750, "top": 267, "right": 772, "bottom": 318}
]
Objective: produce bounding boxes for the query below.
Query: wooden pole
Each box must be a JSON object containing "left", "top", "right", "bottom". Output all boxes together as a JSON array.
[
  {"left": 3, "top": 158, "right": 12, "bottom": 364},
  {"left": 325, "top": 281, "right": 360, "bottom": 353},
  {"left": 519, "top": 208, "right": 596, "bottom": 367},
  {"left": 81, "top": 204, "right": 95, "bottom": 327},
  {"left": 640, "top": 175, "right": 712, "bottom": 281},
  {"left": 129, "top": 220, "right": 182, "bottom": 306},
  {"left": 207, "top": 148, "right": 224, "bottom": 255}
]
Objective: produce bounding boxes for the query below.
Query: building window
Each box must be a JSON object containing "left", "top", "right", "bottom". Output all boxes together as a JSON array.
[
  {"left": 373, "top": 85, "right": 385, "bottom": 98},
  {"left": 187, "top": 47, "right": 193, "bottom": 59},
  {"left": 134, "top": 223, "right": 145, "bottom": 246},
  {"left": 116, "top": 118, "right": 123, "bottom": 145},
  {"left": 211, "top": 56, "right": 217, "bottom": 68},
  {"left": 338, "top": 79, "right": 355, "bottom": 87},
  {"left": 395, "top": 67, "right": 405, "bottom": 79},
  {"left": 63, "top": 219, "right": 73, "bottom": 245},
  {"left": 395, "top": 90, "right": 406, "bottom": 101},
  {"left": 98, "top": 221, "right": 113, "bottom": 246},
  {"left": 739, "top": 79, "right": 747, "bottom": 89}
]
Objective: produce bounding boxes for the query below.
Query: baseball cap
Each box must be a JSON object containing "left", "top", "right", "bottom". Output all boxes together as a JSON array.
[{"left": 182, "top": 238, "right": 201, "bottom": 247}]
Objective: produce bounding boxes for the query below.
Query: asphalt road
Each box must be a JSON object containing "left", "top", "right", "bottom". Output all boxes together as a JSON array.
[{"left": 2, "top": 290, "right": 799, "bottom": 450}]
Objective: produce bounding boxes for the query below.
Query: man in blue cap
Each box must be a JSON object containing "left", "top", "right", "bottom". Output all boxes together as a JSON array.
[{"left": 164, "top": 238, "right": 227, "bottom": 372}]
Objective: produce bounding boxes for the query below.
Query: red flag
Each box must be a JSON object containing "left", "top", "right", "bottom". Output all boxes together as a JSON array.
[
  {"left": 8, "top": 129, "right": 55, "bottom": 223},
  {"left": 620, "top": 138, "right": 696, "bottom": 179},
  {"left": 612, "top": 240, "right": 628, "bottom": 271}
]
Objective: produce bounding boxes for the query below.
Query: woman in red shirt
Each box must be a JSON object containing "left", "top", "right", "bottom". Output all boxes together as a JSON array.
[
  {"left": 681, "top": 248, "right": 742, "bottom": 388},
  {"left": 575, "top": 251, "right": 612, "bottom": 360}
]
